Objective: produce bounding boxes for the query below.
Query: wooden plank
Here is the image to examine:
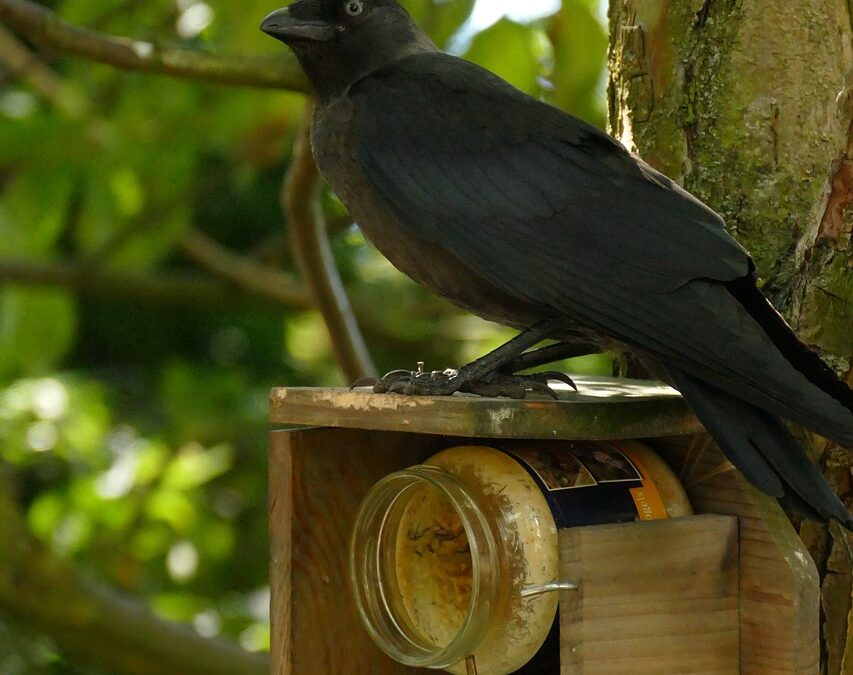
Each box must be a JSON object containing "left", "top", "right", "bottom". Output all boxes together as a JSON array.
[
  {"left": 559, "top": 515, "right": 740, "bottom": 674},
  {"left": 269, "top": 428, "right": 453, "bottom": 675},
  {"left": 652, "top": 437, "right": 820, "bottom": 674},
  {"left": 269, "top": 432, "right": 292, "bottom": 675},
  {"left": 270, "top": 377, "right": 702, "bottom": 440}
]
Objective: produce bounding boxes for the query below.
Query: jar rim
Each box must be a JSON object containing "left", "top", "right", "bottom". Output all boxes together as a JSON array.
[{"left": 350, "top": 464, "right": 500, "bottom": 668}]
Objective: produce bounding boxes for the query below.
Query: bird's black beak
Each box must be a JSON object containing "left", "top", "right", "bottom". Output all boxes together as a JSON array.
[{"left": 260, "top": 7, "right": 337, "bottom": 43}]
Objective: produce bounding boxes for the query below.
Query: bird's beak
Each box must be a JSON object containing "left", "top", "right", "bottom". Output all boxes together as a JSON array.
[{"left": 260, "top": 7, "right": 337, "bottom": 43}]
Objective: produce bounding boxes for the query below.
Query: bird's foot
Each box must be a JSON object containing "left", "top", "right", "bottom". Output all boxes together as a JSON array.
[
  {"left": 360, "top": 364, "right": 575, "bottom": 399},
  {"left": 460, "top": 371, "right": 576, "bottom": 400},
  {"left": 370, "top": 367, "right": 463, "bottom": 396}
]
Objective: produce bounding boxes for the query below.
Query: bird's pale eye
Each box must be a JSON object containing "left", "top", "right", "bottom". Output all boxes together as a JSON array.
[{"left": 344, "top": 0, "right": 364, "bottom": 16}]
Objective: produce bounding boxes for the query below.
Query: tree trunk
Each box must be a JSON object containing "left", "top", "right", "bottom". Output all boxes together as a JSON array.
[{"left": 608, "top": 1, "right": 852, "bottom": 671}]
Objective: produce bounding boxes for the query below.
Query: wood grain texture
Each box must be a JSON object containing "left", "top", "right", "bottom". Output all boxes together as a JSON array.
[
  {"left": 270, "top": 377, "right": 703, "bottom": 441},
  {"left": 559, "top": 515, "right": 740, "bottom": 674},
  {"left": 269, "top": 428, "right": 455, "bottom": 675},
  {"left": 269, "top": 432, "right": 292, "bottom": 675},
  {"left": 653, "top": 437, "right": 821, "bottom": 675}
]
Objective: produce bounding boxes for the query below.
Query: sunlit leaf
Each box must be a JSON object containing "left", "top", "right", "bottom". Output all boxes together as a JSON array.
[
  {"left": 549, "top": 0, "right": 608, "bottom": 126},
  {"left": 109, "top": 168, "right": 145, "bottom": 218},
  {"left": 0, "top": 289, "right": 77, "bottom": 377},
  {"left": 135, "top": 440, "right": 171, "bottom": 485},
  {"left": 27, "top": 491, "right": 66, "bottom": 540},
  {"left": 145, "top": 487, "right": 198, "bottom": 532},
  {"left": 464, "top": 19, "right": 549, "bottom": 95},
  {"left": 162, "top": 443, "right": 234, "bottom": 489},
  {"left": 404, "top": 0, "right": 476, "bottom": 47},
  {"left": 151, "top": 592, "right": 210, "bottom": 623}
]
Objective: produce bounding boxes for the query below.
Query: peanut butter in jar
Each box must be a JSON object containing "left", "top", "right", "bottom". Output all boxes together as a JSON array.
[{"left": 351, "top": 441, "right": 692, "bottom": 674}]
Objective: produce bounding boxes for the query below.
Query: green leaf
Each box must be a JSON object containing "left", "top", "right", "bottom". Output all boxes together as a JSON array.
[
  {"left": 109, "top": 167, "right": 145, "bottom": 218},
  {"left": 162, "top": 443, "right": 234, "bottom": 490},
  {"left": 75, "top": 175, "right": 116, "bottom": 255},
  {"left": 549, "top": 0, "right": 608, "bottom": 126},
  {"left": 0, "top": 168, "right": 74, "bottom": 257},
  {"left": 199, "top": 520, "right": 235, "bottom": 559},
  {"left": 0, "top": 289, "right": 77, "bottom": 377},
  {"left": 130, "top": 524, "right": 173, "bottom": 561},
  {"left": 28, "top": 491, "right": 66, "bottom": 540},
  {"left": 151, "top": 592, "right": 210, "bottom": 623},
  {"left": 146, "top": 487, "right": 197, "bottom": 532},
  {"left": 403, "top": 0, "right": 476, "bottom": 48},
  {"left": 464, "top": 19, "right": 549, "bottom": 95}
]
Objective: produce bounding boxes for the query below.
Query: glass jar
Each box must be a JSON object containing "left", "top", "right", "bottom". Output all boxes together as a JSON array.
[{"left": 350, "top": 442, "right": 691, "bottom": 674}]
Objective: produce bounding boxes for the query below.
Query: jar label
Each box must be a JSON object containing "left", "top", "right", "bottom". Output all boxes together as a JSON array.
[
  {"left": 622, "top": 446, "right": 669, "bottom": 521},
  {"left": 500, "top": 441, "right": 668, "bottom": 528}
]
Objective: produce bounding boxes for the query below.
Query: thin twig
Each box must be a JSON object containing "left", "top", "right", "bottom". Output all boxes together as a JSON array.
[
  {"left": 283, "top": 103, "right": 377, "bottom": 381},
  {"left": 0, "top": 258, "right": 293, "bottom": 309},
  {"left": 179, "top": 228, "right": 313, "bottom": 309},
  {"left": 0, "top": 23, "right": 86, "bottom": 115},
  {"left": 0, "top": 0, "right": 309, "bottom": 91}
]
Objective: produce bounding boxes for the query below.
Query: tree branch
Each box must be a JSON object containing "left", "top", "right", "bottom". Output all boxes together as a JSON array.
[
  {"left": 0, "top": 475, "right": 267, "bottom": 675},
  {"left": 283, "top": 104, "right": 377, "bottom": 382},
  {"left": 0, "top": 258, "right": 306, "bottom": 309},
  {"left": 0, "top": 0, "right": 309, "bottom": 91},
  {"left": 0, "top": 23, "right": 86, "bottom": 115},
  {"left": 179, "top": 227, "right": 312, "bottom": 309}
]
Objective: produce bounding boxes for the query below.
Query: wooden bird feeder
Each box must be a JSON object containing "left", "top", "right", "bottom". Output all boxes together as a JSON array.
[{"left": 268, "top": 377, "right": 819, "bottom": 674}]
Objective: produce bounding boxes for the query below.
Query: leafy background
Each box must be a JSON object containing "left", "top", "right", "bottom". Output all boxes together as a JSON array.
[{"left": 0, "top": 0, "right": 609, "bottom": 671}]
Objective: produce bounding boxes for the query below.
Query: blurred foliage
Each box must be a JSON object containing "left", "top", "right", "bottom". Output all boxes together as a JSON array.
[{"left": 0, "top": 0, "right": 608, "bottom": 670}]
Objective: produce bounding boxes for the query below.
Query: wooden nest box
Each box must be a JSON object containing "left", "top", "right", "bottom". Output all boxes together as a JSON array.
[{"left": 269, "top": 377, "right": 819, "bottom": 674}]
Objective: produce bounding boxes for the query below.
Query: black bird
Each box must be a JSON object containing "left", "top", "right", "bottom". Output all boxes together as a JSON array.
[{"left": 261, "top": 0, "right": 853, "bottom": 526}]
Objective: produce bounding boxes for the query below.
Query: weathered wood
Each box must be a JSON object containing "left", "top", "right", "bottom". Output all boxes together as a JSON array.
[
  {"left": 270, "top": 377, "right": 702, "bottom": 441},
  {"left": 559, "top": 515, "right": 740, "bottom": 674},
  {"left": 269, "top": 432, "right": 292, "bottom": 675},
  {"left": 653, "top": 437, "right": 821, "bottom": 674},
  {"left": 269, "top": 427, "right": 453, "bottom": 675}
]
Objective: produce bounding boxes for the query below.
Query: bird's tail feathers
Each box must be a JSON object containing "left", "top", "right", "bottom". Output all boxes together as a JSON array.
[
  {"left": 727, "top": 276, "right": 853, "bottom": 445},
  {"left": 665, "top": 363, "right": 853, "bottom": 529}
]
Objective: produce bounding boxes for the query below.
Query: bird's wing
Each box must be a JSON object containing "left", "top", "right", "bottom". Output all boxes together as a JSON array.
[
  {"left": 350, "top": 55, "right": 763, "bottom": 365},
  {"left": 350, "top": 53, "right": 751, "bottom": 294}
]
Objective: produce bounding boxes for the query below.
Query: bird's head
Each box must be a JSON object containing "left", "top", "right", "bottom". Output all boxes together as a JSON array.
[{"left": 261, "top": 0, "right": 434, "bottom": 100}]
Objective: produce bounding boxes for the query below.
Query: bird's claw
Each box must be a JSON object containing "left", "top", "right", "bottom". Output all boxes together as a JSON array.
[
  {"left": 350, "top": 377, "right": 378, "bottom": 390},
  {"left": 529, "top": 370, "right": 578, "bottom": 391},
  {"left": 373, "top": 368, "right": 462, "bottom": 396},
  {"left": 368, "top": 365, "right": 575, "bottom": 400}
]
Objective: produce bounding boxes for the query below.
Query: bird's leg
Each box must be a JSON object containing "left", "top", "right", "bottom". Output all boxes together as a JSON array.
[
  {"left": 500, "top": 340, "right": 601, "bottom": 373},
  {"left": 371, "top": 319, "right": 574, "bottom": 398},
  {"left": 463, "top": 340, "right": 601, "bottom": 398}
]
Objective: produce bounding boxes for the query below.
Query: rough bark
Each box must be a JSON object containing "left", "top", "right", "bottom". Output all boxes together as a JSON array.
[{"left": 608, "top": 1, "right": 852, "bottom": 671}]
